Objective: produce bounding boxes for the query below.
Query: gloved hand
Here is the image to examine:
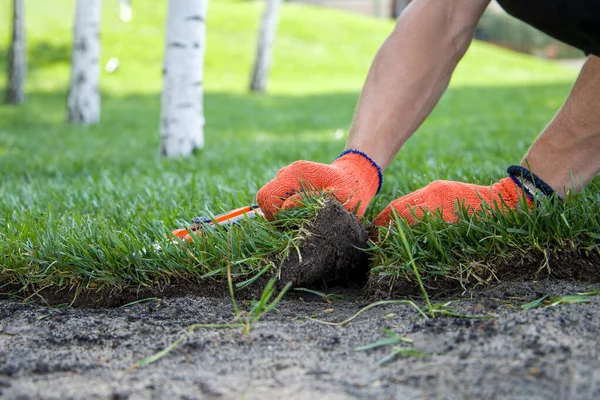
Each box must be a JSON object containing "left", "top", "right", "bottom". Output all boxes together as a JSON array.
[
  {"left": 257, "top": 150, "right": 383, "bottom": 221},
  {"left": 373, "top": 173, "right": 537, "bottom": 226}
]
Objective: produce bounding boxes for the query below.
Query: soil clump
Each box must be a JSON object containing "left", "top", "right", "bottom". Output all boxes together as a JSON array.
[{"left": 277, "top": 199, "right": 369, "bottom": 287}]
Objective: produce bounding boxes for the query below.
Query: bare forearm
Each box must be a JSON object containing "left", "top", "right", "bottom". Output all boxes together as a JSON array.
[{"left": 347, "top": 0, "right": 490, "bottom": 170}]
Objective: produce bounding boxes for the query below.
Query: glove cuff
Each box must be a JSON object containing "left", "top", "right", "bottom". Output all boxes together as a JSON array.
[
  {"left": 507, "top": 165, "right": 562, "bottom": 202},
  {"left": 336, "top": 149, "right": 383, "bottom": 193}
]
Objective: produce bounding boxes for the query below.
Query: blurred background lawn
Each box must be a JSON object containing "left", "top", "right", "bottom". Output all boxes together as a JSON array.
[{"left": 0, "top": 0, "right": 587, "bottom": 290}]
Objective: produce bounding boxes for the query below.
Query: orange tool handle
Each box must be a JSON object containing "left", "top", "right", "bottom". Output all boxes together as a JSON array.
[{"left": 172, "top": 205, "right": 264, "bottom": 243}]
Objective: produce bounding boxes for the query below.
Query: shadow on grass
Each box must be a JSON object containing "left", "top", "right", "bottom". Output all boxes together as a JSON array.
[
  {"left": 0, "top": 81, "right": 575, "bottom": 185},
  {"left": 1, "top": 81, "right": 573, "bottom": 133},
  {"left": 0, "top": 42, "right": 71, "bottom": 80},
  {"left": 28, "top": 42, "right": 71, "bottom": 69}
]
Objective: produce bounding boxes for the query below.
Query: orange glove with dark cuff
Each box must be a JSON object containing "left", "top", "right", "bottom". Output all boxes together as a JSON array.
[
  {"left": 257, "top": 150, "right": 383, "bottom": 221},
  {"left": 373, "top": 166, "right": 556, "bottom": 226}
]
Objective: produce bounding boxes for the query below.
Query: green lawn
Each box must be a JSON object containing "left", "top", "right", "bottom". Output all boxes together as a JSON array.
[{"left": 1, "top": 0, "right": 596, "bottom": 296}]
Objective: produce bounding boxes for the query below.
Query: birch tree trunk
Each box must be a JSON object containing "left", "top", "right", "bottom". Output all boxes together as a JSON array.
[
  {"left": 249, "top": 0, "right": 282, "bottom": 93},
  {"left": 5, "top": 0, "right": 26, "bottom": 105},
  {"left": 160, "top": 0, "right": 208, "bottom": 157},
  {"left": 67, "top": 0, "right": 102, "bottom": 125}
]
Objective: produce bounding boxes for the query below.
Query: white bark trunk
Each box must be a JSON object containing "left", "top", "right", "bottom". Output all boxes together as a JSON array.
[
  {"left": 67, "top": 0, "right": 102, "bottom": 125},
  {"left": 120, "top": 0, "right": 132, "bottom": 22},
  {"left": 249, "top": 0, "right": 282, "bottom": 93},
  {"left": 5, "top": 0, "right": 26, "bottom": 105},
  {"left": 160, "top": 0, "right": 208, "bottom": 157}
]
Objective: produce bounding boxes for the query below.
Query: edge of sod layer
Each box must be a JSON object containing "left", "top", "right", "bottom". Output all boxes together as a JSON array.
[
  {"left": 1, "top": 197, "right": 371, "bottom": 308},
  {"left": 3, "top": 189, "right": 600, "bottom": 308},
  {"left": 366, "top": 188, "right": 600, "bottom": 298}
]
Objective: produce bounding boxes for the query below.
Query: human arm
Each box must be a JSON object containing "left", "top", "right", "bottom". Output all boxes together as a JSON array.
[
  {"left": 347, "top": 0, "right": 491, "bottom": 170},
  {"left": 257, "top": 0, "right": 491, "bottom": 220}
]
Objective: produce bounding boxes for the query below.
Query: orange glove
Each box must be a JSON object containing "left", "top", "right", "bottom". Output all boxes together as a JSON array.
[
  {"left": 373, "top": 166, "right": 555, "bottom": 226},
  {"left": 257, "top": 150, "right": 383, "bottom": 221}
]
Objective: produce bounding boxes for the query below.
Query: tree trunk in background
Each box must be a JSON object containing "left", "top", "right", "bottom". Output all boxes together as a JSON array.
[
  {"left": 67, "top": 0, "right": 102, "bottom": 125},
  {"left": 120, "top": 0, "right": 132, "bottom": 22},
  {"left": 249, "top": 0, "right": 282, "bottom": 93},
  {"left": 5, "top": 0, "right": 26, "bottom": 105},
  {"left": 160, "top": 0, "right": 208, "bottom": 157}
]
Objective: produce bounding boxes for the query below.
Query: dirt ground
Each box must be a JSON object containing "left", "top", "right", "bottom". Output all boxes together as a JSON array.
[{"left": 2, "top": 278, "right": 600, "bottom": 400}]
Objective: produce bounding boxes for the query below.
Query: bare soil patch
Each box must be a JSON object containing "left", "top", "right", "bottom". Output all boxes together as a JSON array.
[{"left": 2, "top": 280, "right": 600, "bottom": 400}]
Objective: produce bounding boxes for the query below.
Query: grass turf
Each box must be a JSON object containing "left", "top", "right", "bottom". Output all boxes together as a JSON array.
[{"left": 1, "top": 0, "right": 597, "bottom": 296}]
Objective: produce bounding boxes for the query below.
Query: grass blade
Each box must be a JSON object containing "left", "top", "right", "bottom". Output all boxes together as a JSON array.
[{"left": 308, "top": 299, "right": 428, "bottom": 327}]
